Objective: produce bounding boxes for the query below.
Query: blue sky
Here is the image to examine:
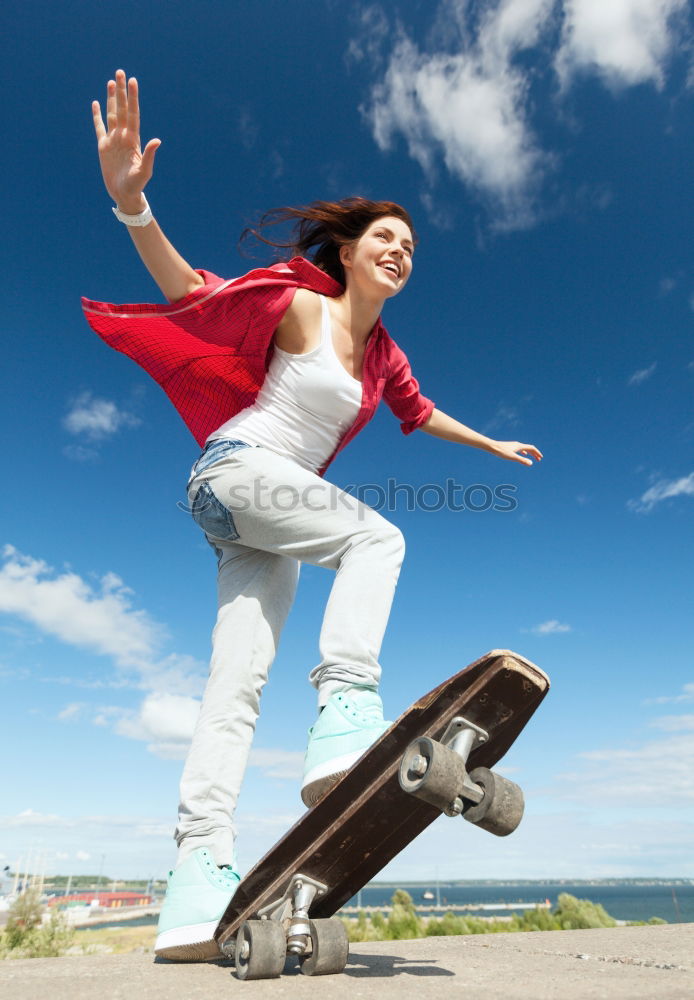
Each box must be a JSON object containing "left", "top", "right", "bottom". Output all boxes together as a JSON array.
[{"left": 2, "top": 0, "right": 693, "bottom": 883}]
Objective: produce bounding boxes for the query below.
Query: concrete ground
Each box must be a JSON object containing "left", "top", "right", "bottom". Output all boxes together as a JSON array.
[{"left": 1, "top": 924, "right": 692, "bottom": 1000}]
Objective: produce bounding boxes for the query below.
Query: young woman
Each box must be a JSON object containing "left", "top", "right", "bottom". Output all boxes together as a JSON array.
[{"left": 84, "top": 70, "right": 542, "bottom": 961}]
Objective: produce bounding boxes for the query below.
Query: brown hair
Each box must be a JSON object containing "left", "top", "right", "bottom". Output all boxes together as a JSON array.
[{"left": 239, "top": 197, "right": 417, "bottom": 285}]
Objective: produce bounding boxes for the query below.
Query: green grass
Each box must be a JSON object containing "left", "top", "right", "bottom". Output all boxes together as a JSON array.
[{"left": 72, "top": 924, "right": 157, "bottom": 955}]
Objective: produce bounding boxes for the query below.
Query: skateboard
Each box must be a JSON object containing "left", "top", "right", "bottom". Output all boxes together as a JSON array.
[{"left": 215, "top": 649, "right": 549, "bottom": 979}]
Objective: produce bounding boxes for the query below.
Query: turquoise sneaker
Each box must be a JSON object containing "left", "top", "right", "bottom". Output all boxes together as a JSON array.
[
  {"left": 154, "top": 847, "right": 240, "bottom": 961},
  {"left": 301, "top": 687, "right": 391, "bottom": 807}
]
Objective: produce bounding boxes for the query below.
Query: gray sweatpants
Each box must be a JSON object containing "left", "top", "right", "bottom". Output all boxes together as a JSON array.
[{"left": 174, "top": 439, "right": 405, "bottom": 866}]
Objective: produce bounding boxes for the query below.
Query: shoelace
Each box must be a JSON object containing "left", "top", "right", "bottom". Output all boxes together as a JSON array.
[
  {"left": 201, "top": 851, "right": 240, "bottom": 884},
  {"left": 337, "top": 690, "right": 383, "bottom": 722}
]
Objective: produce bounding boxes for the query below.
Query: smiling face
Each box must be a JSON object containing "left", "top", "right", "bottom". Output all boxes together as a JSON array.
[{"left": 339, "top": 215, "right": 415, "bottom": 300}]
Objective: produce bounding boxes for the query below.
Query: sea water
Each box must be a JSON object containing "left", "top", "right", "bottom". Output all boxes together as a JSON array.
[
  {"left": 78, "top": 881, "right": 693, "bottom": 931},
  {"left": 346, "top": 882, "right": 694, "bottom": 924}
]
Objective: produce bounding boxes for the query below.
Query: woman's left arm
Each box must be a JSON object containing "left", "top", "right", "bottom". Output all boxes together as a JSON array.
[{"left": 419, "top": 408, "right": 543, "bottom": 467}]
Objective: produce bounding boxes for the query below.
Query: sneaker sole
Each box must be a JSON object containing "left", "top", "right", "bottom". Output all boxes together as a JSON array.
[
  {"left": 154, "top": 920, "right": 223, "bottom": 962},
  {"left": 301, "top": 748, "right": 365, "bottom": 807}
]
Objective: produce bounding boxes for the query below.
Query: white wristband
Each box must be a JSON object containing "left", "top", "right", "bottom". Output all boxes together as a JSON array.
[{"left": 112, "top": 197, "right": 153, "bottom": 227}]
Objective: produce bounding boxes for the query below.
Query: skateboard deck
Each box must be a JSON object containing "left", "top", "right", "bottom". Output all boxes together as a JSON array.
[{"left": 215, "top": 648, "right": 549, "bottom": 965}]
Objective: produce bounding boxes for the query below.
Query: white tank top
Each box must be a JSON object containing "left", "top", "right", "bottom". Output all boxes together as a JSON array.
[{"left": 207, "top": 295, "right": 363, "bottom": 473}]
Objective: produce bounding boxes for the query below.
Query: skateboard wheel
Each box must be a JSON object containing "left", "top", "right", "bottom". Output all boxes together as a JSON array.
[
  {"left": 399, "top": 737, "right": 467, "bottom": 814},
  {"left": 463, "top": 767, "right": 524, "bottom": 836},
  {"left": 234, "top": 919, "right": 286, "bottom": 980},
  {"left": 299, "top": 918, "right": 349, "bottom": 977}
]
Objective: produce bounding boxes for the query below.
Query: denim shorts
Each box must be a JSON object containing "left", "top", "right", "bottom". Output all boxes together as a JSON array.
[{"left": 187, "top": 438, "right": 258, "bottom": 543}]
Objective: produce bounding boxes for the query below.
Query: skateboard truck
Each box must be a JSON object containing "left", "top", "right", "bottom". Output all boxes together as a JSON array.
[
  {"left": 440, "top": 715, "right": 489, "bottom": 757},
  {"left": 257, "top": 873, "right": 327, "bottom": 955},
  {"left": 439, "top": 716, "right": 488, "bottom": 814},
  {"left": 399, "top": 715, "right": 525, "bottom": 836},
  {"left": 227, "top": 874, "right": 349, "bottom": 980}
]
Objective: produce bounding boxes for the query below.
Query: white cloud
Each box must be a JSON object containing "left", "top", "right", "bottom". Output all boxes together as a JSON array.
[
  {"left": 0, "top": 545, "right": 164, "bottom": 672},
  {"left": 0, "top": 809, "right": 307, "bottom": 879},
  {"left": 628, "top": 362, "right": 657, "bottom": 385},
  {"left": 419, "top": 191, "right": 456, "bottom": 231},
  {"left": 62, "top": 444, "right": 99, "bottom": 463},
  {"left": 111, "top": 691, "right": 305, "bottom": 776},
  {"left": 532, "top": 619, "right": 572, "bottom": 634},
  {"left": 648, "top": 682, "right": 694, "bottom": 705},
  {"left": 364, "top": 0, "right": 554, "bottom": 229},
  {"left": 58, "top": 702, "right": 86, "bottom": 722},
  {"left": 0, "top": 546, "right": 205, "bottom": 699},
  {"left": 236, "top": 811, "right": 303, "bottom": 832},
  {"left": 238, "top": 109, "right": 259, "bottom": 152},
  {"left": 63, "top": 390, "right": 140, "bottom": 442},
  {"left": 560, "top": 730, "right": 694, "bottom": 806},
  {"left": 346, "top": 4, "right": 389, "bottom": 66},
  {"left": 136, "top": 823, "right": 172, "bottom": 839},
  {"left": 483, "top": 402, "right": 521, "bottom": 433},
  {"left": 355, "top": 1, "right": 689, "bottom": 229},
  {"left": 651, "top": 714, "right": 694, "bottom": 732},
  {"left": 0, "top": 811, "right": 176, "bottom": 880},
  {"left": 4, "top": 793, "right": 692, "bottom": 881},
  {"left": 6, "top": 809, "right": 64, "bottom": 827},
  {"left": 42, "top": 674, "right": 131, "bottom": 690},
  {"left": 557, "top": 0, "right": 689, "bottom": 90},
  {"left": 0, "top": 811, "right": 172, "bottom": 837},
  {"left": 141, "top": 654, "right": 207, "bottom": 700},
  {"left": 0, "top": 545, "right": 207, "bottom": 761},
  {"left": 114, "top": 692, "right": 201, "bottom": 759},
  {"left": 248, "top": 749, "right": 305, "bottom": 780},
  {"left": 378, "top": 805, "right": 694, "bottom": 880},
  {"left": 552, "top": 688, "right": 694, "bottom": 812},
  {"left": 628, "top": 471, "right": 694, "bottom": 512},
  {"left": 0, "top": 810, "right": 170, "bottom": 837}
]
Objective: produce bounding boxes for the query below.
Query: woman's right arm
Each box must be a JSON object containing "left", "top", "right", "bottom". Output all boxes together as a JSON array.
[{"left": 92, "top": 69, "right": 204, "bottom": 302}]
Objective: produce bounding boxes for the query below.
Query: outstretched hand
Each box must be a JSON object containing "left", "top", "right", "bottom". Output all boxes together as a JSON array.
[
  {"left": 92, "top": 69, "right": 161, "bottom": 212},
  {"left": 493, "top": 441, "right": 543, "bottom": 466}
]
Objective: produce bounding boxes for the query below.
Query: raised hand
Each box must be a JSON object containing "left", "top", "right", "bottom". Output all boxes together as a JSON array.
[{"left": 92, "top": 69, "right": 161, "bottom": 214}]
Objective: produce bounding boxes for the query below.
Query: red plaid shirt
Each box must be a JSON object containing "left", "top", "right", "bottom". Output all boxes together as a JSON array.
[{"left": 81, "top": 256, "right": 435, "bottom": 477}]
